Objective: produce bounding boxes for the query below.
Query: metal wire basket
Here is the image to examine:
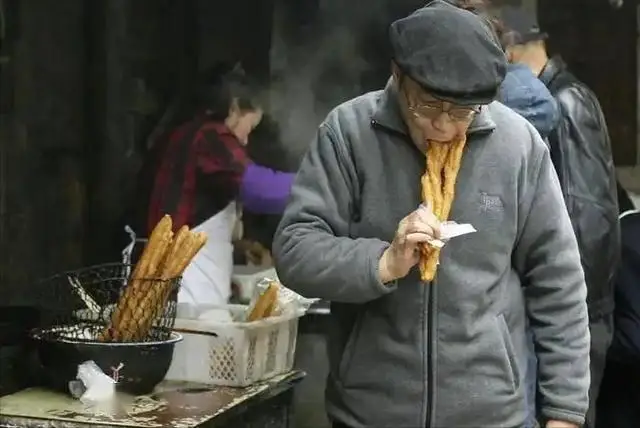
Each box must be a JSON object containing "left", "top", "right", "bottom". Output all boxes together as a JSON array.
[{"left": 32, "top": 263, "right": 180, "bottom": 343}]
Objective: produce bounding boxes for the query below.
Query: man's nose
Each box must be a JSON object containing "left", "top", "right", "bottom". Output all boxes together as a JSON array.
[{"left": 431, "top": 111, "right": 451, "bottom": 130}]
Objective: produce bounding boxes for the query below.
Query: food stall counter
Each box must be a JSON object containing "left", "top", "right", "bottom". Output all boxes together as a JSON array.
[{"left": 0, "top": 371, "right": 304, "bottom": 428}]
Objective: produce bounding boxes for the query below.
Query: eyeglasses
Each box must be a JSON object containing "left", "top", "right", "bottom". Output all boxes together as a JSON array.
[
  {"left": 400, "top": 81, "right": 480, "bottom": 122},
  {"left": 407, "top": 101, "right": 480, "bottom": 122}
]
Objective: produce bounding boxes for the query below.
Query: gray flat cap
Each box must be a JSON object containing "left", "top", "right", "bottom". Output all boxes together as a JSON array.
[{"left": 389, "top": 0, "right": 507, "bottom": 105}]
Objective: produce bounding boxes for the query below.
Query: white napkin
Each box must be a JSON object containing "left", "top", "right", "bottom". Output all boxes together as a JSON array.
[{"left": 429, "top": 222, "right": 477, "bottom": 248}]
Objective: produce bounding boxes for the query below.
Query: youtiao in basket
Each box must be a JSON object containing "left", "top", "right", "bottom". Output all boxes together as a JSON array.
[{"left": 101, "top": 215, "right": 207, "bottom": 342}]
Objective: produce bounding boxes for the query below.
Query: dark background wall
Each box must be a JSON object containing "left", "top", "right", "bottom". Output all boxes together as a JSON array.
[
  {"left": 0, "top": 0, "right": 275, "bottom": 304},
  {"left": 83, "top": 0, "right": 198, "bottom": 269},
  {"left": 0, "top": 0, "right": 86, "bottom": 304}
]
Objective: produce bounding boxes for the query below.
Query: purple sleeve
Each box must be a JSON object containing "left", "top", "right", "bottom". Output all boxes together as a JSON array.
[{"left": 240, "top": 163, "right": 295, "bottom": 214}]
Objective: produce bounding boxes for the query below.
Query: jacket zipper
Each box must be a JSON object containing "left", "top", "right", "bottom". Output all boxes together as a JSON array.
[
  {"left": 372, "top": 117, "right": 438, "bottom": 426},
  {"left": 426, "top": 278, "right": 435, "bottom": 427}
]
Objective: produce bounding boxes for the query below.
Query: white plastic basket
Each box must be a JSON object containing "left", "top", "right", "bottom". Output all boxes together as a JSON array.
[{"left": 165, "top": 304, "right": 301, "bottom": 387}]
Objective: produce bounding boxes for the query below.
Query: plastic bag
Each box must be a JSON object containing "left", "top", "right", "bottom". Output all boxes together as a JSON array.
[
  {"left": 69, "top": 360, "right": 116, "bottom": 404},
  {"left": 244, "top": 278, "right": 317, "bottom": 321}
]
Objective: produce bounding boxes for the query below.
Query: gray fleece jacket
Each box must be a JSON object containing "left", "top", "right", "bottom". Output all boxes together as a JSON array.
[{"left": 273, "top": 82, "right": 590, "bottom": 427}]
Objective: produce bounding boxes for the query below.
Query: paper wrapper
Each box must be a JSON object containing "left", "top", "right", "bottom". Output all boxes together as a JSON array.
[
  {"left": 428, "top": 222, "right": 476, "bottom": 249},
  {"left": 244, "top": 278, "right": 317, "bottom": 321}
]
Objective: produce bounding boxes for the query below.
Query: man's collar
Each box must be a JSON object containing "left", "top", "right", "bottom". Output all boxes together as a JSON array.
[
  {"left": 539, "top": 55, "right": 567, "bottom": 87},
  {"left": 371, "top": 78, "right": 497, "bottom": 137},
  {"left": 371, "top": 78, "right": 409, "bottom": 135}
]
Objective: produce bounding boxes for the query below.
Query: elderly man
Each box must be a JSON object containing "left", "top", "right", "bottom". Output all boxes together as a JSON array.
[{"left": 273, "top": 1, "right": 590, "bottom": 427}]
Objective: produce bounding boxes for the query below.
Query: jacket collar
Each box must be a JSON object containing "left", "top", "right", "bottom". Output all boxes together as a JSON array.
[
  {"left": 371, "top": 78, "right": 497, "bottom": 137},
  {"left": 539, "top": 55, "right": 568, "bottom": 87}
]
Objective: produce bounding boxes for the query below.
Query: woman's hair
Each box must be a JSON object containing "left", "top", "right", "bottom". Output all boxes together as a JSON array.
[
  {"left": 190, "top": 62, "right": 262, "bottom": 121},
  {"left": 159, "top": 62, "right": 263, "bottom": 137}
]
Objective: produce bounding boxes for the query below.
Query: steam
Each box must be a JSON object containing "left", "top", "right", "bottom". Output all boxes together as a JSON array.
[
  {"left": 268, "top": 0, "right": 386, "bottom": 165},
  {"left": 269, "top": 31, "right": 367, "bottom": 163}
]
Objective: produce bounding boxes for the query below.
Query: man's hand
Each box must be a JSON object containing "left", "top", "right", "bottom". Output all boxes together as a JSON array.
[
  {"left": 546, "top": 420, "right": 579, "bottom": 428},
  {"left": 378, "top": 203, "right": 441, "bottom": 283}
]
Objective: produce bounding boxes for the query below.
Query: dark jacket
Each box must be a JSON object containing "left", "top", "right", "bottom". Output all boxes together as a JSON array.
[
  {"left": 609, "top": 209, "right": 640, "bottom": 364},
  {"left": 540, "top": 55, "right": 621, "bottom": 320},
  {"left": 273, "top": 82, "right": 590, "bottom": 427},
  {"left": 617, "top": 181, "right": 635, "bottom": 214}
]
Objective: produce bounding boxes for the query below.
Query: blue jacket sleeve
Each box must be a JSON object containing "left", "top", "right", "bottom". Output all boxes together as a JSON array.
[{"left": 499, "top": 64, "right": 560, "bottom": 139}]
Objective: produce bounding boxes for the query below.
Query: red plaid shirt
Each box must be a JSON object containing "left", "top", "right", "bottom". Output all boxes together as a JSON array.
[{"left": 147, "top": 117, "right": 249, "bottom": 233}]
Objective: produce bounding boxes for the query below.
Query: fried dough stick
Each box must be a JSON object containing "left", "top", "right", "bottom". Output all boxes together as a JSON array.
[
  {"left": 101, "top": 215, "right": 173, "bottom": 341},
  {"left": 101, "top": 216, "right": 208, "bottom": 342},
  {"left": 127, "top": 227, "right": 208, "bottom": 342},
  {"left": 419, "top": 136, "right": 467, "bottom": 281}
]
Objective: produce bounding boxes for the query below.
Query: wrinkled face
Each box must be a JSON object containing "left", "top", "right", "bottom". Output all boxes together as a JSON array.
[
  {"left": 227, "top": 107, "right": 263, "bottom": 146},
  {"left": 393, "top": 69, "right": 478, "bottom": 149}
]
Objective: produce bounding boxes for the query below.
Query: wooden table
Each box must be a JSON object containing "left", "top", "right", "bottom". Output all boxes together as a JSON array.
[{"left": 0, "top": 371, "right": 304, "bottom": 428}]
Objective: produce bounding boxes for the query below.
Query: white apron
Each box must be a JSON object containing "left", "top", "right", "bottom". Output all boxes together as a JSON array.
[{"left": 178, "top": 202, "right": 238, "bottom": 306}]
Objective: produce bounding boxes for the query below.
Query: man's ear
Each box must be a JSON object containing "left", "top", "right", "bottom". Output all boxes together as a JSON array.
[{"left": 391, "top": 61, "right": 400, "bottom": 81}]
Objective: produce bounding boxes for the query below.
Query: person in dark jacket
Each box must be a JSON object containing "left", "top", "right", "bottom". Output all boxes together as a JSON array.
[
  {"left": 596, "top": 208, "right": 640, "bottom": 428},
  {"left": 500, "top": 7, "right": 621, "bottom": 428}
]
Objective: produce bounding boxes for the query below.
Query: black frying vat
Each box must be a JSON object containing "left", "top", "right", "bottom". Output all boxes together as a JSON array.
[{"left": 31, "top": 326, "right": 182, "bottom": 395}]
